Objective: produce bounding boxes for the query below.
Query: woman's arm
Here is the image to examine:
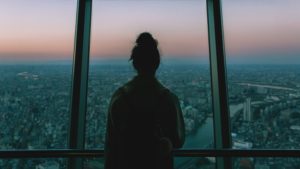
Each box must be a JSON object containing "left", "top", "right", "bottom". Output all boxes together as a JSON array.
[
  {"left": 172, "top": 94, "right": 185, "bottom": 148},
  {"left": 164, "top": 92, "right": 185, "bottom": 148}
]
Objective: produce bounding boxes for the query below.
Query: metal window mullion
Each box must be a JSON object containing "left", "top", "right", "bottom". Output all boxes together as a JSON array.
[
  {"left": 69, "top": 0, "right": 92, "bottom": 169},
  {"left": 206, "top": 0, "right": 231, "bottom": 169}
]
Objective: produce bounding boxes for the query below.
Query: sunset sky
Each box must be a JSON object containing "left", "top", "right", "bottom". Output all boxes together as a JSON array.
[{"left": 0, "top": 0, "right": 299, "bottom": 64}]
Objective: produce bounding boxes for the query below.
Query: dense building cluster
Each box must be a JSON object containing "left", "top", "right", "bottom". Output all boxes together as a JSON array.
[
  {"left": 0, "top": 64, "right": 300, "bottom": 169},
  {"left": 228, "top": 65, "right": 300, "bottom": 168}
]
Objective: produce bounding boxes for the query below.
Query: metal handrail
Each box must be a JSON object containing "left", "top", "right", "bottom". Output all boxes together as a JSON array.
[
  {"left": 0, "top": 149, "right": 103, "bottom": 158},
  {"left": 173, "top": 149, "right": 300, "bottom": 157},
  {"left": 1, "top": 149, "right": 300, "bottom": 158}
]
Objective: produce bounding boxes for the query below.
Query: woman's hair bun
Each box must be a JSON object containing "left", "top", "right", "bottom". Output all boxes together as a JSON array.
[
  {"left": 130, "top": 32, "right": 160, "bottom": 74},
  {"left": 136, "top": 32, "right": 157, "bottom": 48}
]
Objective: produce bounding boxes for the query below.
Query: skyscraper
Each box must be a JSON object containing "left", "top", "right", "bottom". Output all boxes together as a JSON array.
[{"left": 243, "top": 98, "right": 252, "bottom": 121}]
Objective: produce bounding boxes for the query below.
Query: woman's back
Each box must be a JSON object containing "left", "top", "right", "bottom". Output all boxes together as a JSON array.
[{"left": 104, "top": 32, "right": 185, "bottom": 169}]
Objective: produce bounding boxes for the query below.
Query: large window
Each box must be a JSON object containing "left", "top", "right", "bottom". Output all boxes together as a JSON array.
[
  {"left": 1, "top": 0, "right": 300, "bottom": 169},
  {"left": 0, "top": 0, "right": 76, "bottom": 150},
  {"left": 86, "top": 0, "right": 213, "bottom": 168},
  {"left": 223, "top": 0, "right": 300, "bottom": 167},
  {"left": 87, "top": 0, "right": 212, "bottom": 149}
]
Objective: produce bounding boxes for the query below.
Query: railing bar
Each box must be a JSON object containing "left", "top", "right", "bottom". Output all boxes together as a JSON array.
[{"left": 1, "top": 149, "right": 300, "bottom": 158}]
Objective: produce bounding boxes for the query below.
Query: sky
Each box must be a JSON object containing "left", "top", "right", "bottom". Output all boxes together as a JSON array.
[{"left": 0, "top": 0, "right": 299, "bottom": 64}]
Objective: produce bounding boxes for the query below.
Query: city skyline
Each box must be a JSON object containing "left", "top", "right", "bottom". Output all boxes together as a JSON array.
[{"left": 0, "top": 63, "right": 300, "bottom": 168}]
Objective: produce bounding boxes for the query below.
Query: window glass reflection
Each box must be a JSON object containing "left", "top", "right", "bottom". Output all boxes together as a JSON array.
[
  {"left": 87, "top": 0, "right": 212, "bottom": 149},
  {"left": 223, "top": 0, "right": 300, "bottom": 149},
  {"left": 0, "top": 0, "right": 76, "bottom": 149}
]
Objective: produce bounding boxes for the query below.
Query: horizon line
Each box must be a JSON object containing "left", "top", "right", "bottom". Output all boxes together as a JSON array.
[{"left": 0, "top": 58, "right": 300, "bottom": 65}]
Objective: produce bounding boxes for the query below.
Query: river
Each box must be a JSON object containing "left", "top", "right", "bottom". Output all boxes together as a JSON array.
[
  {"left": 174, "top": 103, "right": 243, "bottom": 167},
  {"left": 182, "top": 118, "right": 214, "bottom": 149},
  {"left": 175, "top": 117, "right": 214, "bottom": 167}
]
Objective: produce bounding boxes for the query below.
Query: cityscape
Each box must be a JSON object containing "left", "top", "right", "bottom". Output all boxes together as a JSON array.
[{"left": 0, "top": 63, "right": 300, "bottom": 169}]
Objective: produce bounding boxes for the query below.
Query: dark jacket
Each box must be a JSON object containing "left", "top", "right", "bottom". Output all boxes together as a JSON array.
[{"left": 104, "top": 75, "right": 185, "bottom": 169}]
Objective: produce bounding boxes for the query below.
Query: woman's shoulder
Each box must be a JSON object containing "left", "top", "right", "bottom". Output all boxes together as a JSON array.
[
  {"left": 111, "top": 77, "right": 179, "bottom": 103},
  {"left": 156, "top": 84, "right": 179, "bottom": 104},
  {"left": 110, "top": 80, "right": 134, "bottom": 103}
]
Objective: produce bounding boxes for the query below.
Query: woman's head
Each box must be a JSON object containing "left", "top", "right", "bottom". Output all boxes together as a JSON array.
[{"left": 130, "top": 32, "right": 160, "bottom": 75}]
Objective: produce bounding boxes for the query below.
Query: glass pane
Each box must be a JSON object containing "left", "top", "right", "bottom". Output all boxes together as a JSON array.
[
  {"left": 223, "top": 1, "right": 300, "bottom": 149},
  {"left": 233, "top": 157, "right": 300, "bottom": 169},
  {"left": 0, "top": 158, "right": 67, "bottom": 169},
  {"left": 0, "top": 1, "right": 76, "bottom": 149},
  {"left": 84, "top": 158, "right": 216, "bottom": 169},
  {"left": 175, "top": 157, "right": 216, "bottom": 169},
  {"left": 85, "top": 158, "right": 104, "bottom": 169},
  {"left": 86, "top": 0, "right": 213, "bottom": 150}
]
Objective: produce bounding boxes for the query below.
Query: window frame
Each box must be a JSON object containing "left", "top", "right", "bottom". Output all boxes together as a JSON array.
[
  {"left": 207, "top": 0, "right": 231, "bottom": 168},
  {"left": 68, "top": 0, "right": 92, "bottom": 169},
  {"left": 0, "top": 0, "right": 300, "bottom": 169}
]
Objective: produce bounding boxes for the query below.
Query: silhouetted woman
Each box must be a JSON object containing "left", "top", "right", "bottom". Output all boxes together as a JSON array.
[{"left": 105, "top": 32, "right": 185, "bottom": 169}]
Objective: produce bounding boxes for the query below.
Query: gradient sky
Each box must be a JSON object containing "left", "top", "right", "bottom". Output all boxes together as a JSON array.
[
  {"left": 0, "top": 0, "right": 299, "bottom": 64},
  {"left": 0, "top": 1, "right": 76, "bottom": 61},
  {"left": 223, "top": 0, "right": 300, "bottom": 64}
]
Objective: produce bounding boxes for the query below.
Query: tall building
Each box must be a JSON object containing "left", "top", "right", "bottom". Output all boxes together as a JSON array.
[{"left": 243, "top": 97, "right": 253, "bottom": 121}]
